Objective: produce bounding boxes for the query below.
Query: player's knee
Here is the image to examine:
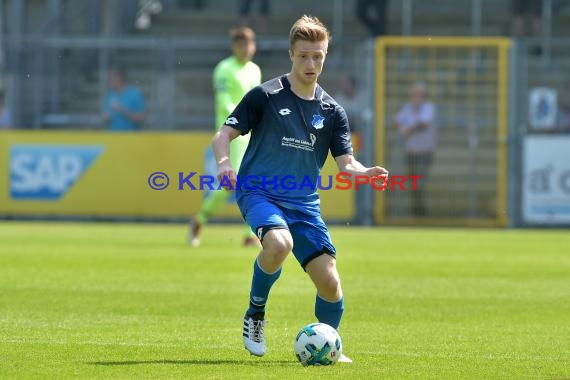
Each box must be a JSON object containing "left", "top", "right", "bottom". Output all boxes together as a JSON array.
[
  {"left": 270, "top": 236, "right": 293, "bottom": 259},
  {"left": 319, "top": 273, "right": 342, "bottom": 300},
  {"left": 327, "top": 275, "right": 342, "bottom": 295},
  {"left": 263, "top": 230, "right": 293, "bottom": 261}
]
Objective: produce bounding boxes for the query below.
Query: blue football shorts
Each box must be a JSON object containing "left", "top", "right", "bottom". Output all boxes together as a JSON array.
[{"left": 238, "top": 193, "right": 336, "bottom": 270}]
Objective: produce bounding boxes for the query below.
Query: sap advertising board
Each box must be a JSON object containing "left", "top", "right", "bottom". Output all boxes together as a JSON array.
[
  {"left": 2, "top": 133, "right": 353, "bottom": 219},
  {"left": 10, "top": 145, "right": 104, "bottom": 200}
]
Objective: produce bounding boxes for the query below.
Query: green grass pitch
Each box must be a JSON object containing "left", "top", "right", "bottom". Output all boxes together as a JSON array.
[{"left": 0, "top": 222, "right": 569, "bottom": 379}]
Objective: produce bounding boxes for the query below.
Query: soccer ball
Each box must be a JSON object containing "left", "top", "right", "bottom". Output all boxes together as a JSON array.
[{"left": 294, "top": 323, "right": 342, "bottom": 366}]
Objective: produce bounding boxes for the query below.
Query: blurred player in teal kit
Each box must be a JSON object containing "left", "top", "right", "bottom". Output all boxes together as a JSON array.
[
  {"left": 211, "top": 15, "right": 389, "bottom": 361},
  {"left": 190, "top": 26, "right": 262, "bottom": 247}
]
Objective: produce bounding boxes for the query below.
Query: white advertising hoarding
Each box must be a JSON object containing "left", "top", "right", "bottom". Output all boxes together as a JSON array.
[{"left": 523, "top": 136, "right": 570, "bottom": 224}]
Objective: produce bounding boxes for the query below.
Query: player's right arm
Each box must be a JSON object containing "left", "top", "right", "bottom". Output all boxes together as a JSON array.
[
  {"left": 212, "top": 125, "right": 241, "bottom": 188},
  {"left": 212, "top": 85, "right": 266, "bottom": 188}
]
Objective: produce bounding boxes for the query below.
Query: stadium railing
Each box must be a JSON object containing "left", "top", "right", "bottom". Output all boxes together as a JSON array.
[{"left": 374, "top": 37, "right": 511, "bottom": 227}]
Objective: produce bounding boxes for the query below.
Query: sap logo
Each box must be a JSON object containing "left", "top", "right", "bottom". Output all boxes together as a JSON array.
[{"left": 10, "top": 144, "right": 104, "bottom": 200}]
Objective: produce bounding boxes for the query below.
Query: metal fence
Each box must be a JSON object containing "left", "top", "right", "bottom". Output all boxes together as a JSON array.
[
  {"left": 3, "top": 36, "right": 296, "bottom": 131},
  {"left": 374, "top": 37, "right": 511, "bottom": 226}
]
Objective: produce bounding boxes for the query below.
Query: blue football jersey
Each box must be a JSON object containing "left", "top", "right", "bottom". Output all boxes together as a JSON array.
[{"left": 227, "top": 75, "right": 353, "bottom": 215}]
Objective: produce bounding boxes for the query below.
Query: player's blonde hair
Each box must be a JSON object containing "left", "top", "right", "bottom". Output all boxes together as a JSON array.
[{"left": 289, "top": 15, "right": 330, "bottom": 50}]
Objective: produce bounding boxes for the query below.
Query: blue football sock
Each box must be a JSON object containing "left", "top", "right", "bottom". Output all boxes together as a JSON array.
[
  {"left": 315, "top": 294, "right": 344, "bottom": 330},
  {"left": 246, "top": 258, "right": 282, "bottom": 316}
]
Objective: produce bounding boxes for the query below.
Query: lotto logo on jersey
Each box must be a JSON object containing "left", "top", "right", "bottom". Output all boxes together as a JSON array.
[
  {"left": 225, "top": 117, "right": 238, "bottom": 125},
  {"left": 9, "top": 144, "right": 104, "bottom": 200}
]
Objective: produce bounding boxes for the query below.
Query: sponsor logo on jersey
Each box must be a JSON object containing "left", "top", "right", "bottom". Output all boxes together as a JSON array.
[
  {"left": 310, "top": 133, "right": 317, "bottom": 146},
  {"left": 279, "top": 108, "right": 292, "bottom": 116},
  {"left": 281, "top": 136, "right": 314, "bottom": 152}
]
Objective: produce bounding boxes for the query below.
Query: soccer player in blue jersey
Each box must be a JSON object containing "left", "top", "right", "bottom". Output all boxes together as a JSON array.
[{"left": 211, "top": 15, "right": 389, "bottom": 362}]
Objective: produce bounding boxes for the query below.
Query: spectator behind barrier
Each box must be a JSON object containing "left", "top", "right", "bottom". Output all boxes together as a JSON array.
[
  {"left": 102, "top": 66, "right": 146, "bottom": 131},
  {"left": 394, "top": 81, "right": 438, "bottom": 217}
]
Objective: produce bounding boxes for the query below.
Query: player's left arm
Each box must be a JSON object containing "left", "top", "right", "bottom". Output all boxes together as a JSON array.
[
  {"left": 331, "top": 105, "right": 389, "bottom": 181},
  {"left": 334, "top": 154, "right": 389, "bottom": 183}
]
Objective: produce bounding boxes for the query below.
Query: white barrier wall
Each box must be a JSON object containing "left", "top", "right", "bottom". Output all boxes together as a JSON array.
[{"left": 523, "top": 136, "right": 570, "bottom": 224}]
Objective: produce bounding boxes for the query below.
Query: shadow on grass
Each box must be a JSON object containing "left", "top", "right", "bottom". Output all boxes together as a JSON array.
[{"left": 88, "top": 359, "right": 295, "bottom": 366}]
